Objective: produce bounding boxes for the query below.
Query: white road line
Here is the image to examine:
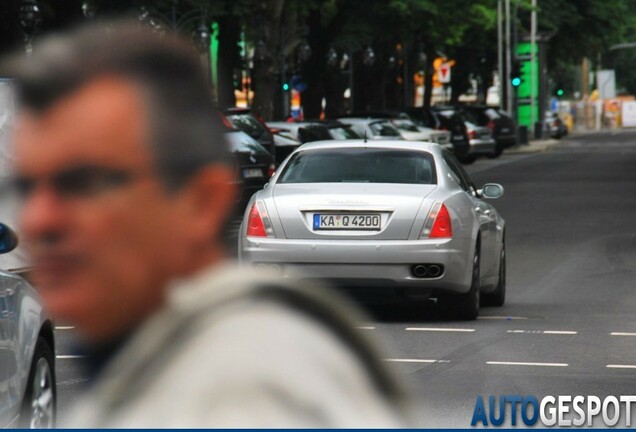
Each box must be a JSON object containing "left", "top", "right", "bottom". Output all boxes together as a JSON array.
[
  {"left": 611, "top": 332, "right": 636, "bottom": 337},
  {"left": 384, "top": 358, "right": 449, "bottom": 364},
  {"left": 56, "top": 355, "right": 86, "bottom": 359},
  {"left": 487, "top": 361, "right": 568, "bottom": 367},
  {"left": 357, "top": 326, "right": 376, "bottom": 330},
  {"left": 507, "top": 330, "right": 577, "bottom": 335},
  {"left": 607, "top": 364, "right": 636, "bottom": 369},
  {"left": 544, "top": 330, "right": 578, "bottom": 335},
  {"left": 405, "top": 327, "right": 475, "bottom": 333},
  {"left": 479, "top": 316, "right": 528, "bottom": 320}
]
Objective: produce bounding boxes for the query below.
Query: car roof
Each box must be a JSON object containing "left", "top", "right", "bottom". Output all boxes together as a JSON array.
[
  {"left": 296, "top": 139, "right": 440, "bottom": 153},
  {"left": 338, "top": 117, "right": 393, "bottom": 124}
]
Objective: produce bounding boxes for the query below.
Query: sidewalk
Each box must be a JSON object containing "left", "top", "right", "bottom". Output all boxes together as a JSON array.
[{"left": 506, "top": 138, "right": 560, "bottom": 154}]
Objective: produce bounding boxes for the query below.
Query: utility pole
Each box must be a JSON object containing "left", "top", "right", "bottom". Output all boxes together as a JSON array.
[
  {"left": 530, "top": 0, "right": 537, "bottom": 127},
  {"left": 505, "top": 0, "right": 512, "bottom": 114},
  {"left": 498, "top": 0, "right": 504, "bottom": 109}
]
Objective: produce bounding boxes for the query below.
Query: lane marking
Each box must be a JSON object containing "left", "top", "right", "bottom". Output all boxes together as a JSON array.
[
  {"left": 406, "top": 327, "right": 475, "bottom": 333},
  {"left": 56, "top": 355, "right": 86, "bottom": 359},
  {"left": 607, "top": 364, "right": 636, "bottom": 369},
  {"left": 384, "top": 358, "right": 449, "bottom": 364},
  {"left": 55, "top": 326, "right": 75, "bottom": 330},
  {"left": 479, "top": 316, "right": 528, "bottom": 320},
  {"left": 507, "top": 330, "right": 577, "bottom": 335},
  {"left": 611, "top": 332, "right": 636, "bottom": 337},
  {"left": 487, "top": 361, "right": 568, "bottom": 367},
  {"left": 357, "top": 326, "right": 376, "bottom": 330}
]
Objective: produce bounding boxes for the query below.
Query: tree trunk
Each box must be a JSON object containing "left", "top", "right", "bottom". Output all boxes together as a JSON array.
[
  {"left": 216, "top": 16, "right": 240, "bottom": 109},
  {"left": 423, "top": 46, "right": 435, "bottom": 108},
  {"left": 250, "top": 0, "right": 285, "bottom": 120}
]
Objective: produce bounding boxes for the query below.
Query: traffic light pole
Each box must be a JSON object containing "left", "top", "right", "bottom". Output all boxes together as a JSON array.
[
  {"left": 530, "top": 0, "right": 537, "bottom": 128},
  {"left": 505, "top": 0, "right": 513, "bottom": 115}
]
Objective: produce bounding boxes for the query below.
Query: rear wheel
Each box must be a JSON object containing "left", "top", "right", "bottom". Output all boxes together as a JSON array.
[
  {"left": 459, "top": 155, "right": 477, "bottom": 165},
  {"left": 487, "top": 143, "right": 504, "bottom": 159},
  {"left": 441, "top": 245, "right": 480, "bottom": 320},
  {"left": 483, "top": 240, "right": 506, "bottom": 307},
  {"left": 20, "top": 337, "right": 56, "bottom": 428}
]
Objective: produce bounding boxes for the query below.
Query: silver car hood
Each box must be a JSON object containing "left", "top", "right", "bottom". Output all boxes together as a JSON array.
[{"left": 271, "top": 183, "right": 437, "bottom": 240}]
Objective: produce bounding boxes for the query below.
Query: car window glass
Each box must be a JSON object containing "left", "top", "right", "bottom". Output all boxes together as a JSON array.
[
  {"left": 328, "top": 126, "right": 360, "bottom": 140},
  {"left": 279, "top": 148, "right": 437, "bottom": 184},
  {"left": 227, "top": 114, "right": 270, "bottom": 141},
  {"left": 442, "top": 152, "right": 473, "bottom": 192},
  {"left": 298, "top": 126, "right": 332, "bottom": 143},
  {"left": 392, "top": 119, "right": 420, "bottom": 132},
  {"left": 369, "top": 121, "right": 401, "bottom": 137},
  {"left": 226, "top": 132, "right": 270, "bottom": 157}
]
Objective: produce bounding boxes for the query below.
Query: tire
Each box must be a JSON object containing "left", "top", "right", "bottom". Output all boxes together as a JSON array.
[
  {"left": 440, "top": 244, "right": 480, "bottom": 320},
  {"left": 460, "top": 155, "right": 477, "bottom": 165},
  {"left": 483, "top": 240, "right": 506, "bottom": 307},
  {"left": 487, "top": 143, "right": 504, "bottom": 159},
  {"left": 20, "top": 337, "right": 56, "bottom": 429}
]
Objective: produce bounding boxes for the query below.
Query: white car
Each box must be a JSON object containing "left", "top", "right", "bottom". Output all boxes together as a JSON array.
[{"left": 239, "top": 140, "right": 506, "bottom": 320}]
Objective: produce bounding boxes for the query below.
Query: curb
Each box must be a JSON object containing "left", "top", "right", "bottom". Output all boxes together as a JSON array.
[{"left": 505, "top": 139, "right": 560, "bottom": 155}]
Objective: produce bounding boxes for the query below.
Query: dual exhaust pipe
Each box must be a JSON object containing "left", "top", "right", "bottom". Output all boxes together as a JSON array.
[{"left": 411, "top": 264, "right": 444, "bottom": 279}]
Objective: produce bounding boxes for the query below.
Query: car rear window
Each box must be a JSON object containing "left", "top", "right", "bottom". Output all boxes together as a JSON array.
[
  {"left": 278, "top": 148, "right": 436, "bottom": 184},
  {"left": 298, "top": 126, "right": 333, "bottom": 143},
  {"left": 226, "top": 113, "right": 271, "bottom": 142},
  {"left": 328, "top": 126, "right": 360, "bottom": 140},
  {"left": 226, "top": 131, "right": 271, "bottom": 157},
  {"left": 369, "top": 121, "right": 401, "bottom": 137}
]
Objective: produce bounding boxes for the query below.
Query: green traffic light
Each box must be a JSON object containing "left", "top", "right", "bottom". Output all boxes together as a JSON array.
[
  {"left": 282, "top": 83, "right": 290, "bottom": 91},
  {"left": 511, "top": 77, "right": 521, "bottom": 87},
  {"left": 556, "top": 89, "right": 564, "bottom": 97}
]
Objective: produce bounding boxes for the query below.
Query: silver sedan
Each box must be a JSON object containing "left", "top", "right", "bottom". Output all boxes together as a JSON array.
[
  {"left": 0, "top": 224, "right": 55, "bottom": 428},
  {"left": 239, "top": 141, "right": 506, "bottom": 320}
]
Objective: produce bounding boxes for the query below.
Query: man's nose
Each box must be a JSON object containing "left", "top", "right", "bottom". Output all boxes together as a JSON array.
[{"left": 19, "top": 186, "right": 68, "bottom": 241}]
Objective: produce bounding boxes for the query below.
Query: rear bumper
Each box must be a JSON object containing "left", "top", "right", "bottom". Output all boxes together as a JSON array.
[
  {"left": 468, "top": 138, "right": 497, "bottom": 155},
  {"left": 240, "top": 236, "right": 474, "bottom": 294}
]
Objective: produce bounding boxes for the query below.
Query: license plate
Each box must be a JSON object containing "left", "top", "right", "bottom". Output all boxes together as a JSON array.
[
  {"left": 313, "top": 213, "right": 381, "bottom": 230},
  {"left": 243, "top": 168, "right": 263, "bottom": 178},
  {"left": 453, "top": 135, "right": 464, "bottom": 140},
  {"left": 501, "top": 128, "right": 510, "bottom": 133}
]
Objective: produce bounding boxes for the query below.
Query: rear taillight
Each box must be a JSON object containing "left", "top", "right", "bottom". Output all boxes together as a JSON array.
[
  {"left": 421, "top": 203, "right": 453, "bottom": 239},
  {"left": 436, "top": 126, "right": 448, "bottom": 131},
  {"left": 246, "top": 202, "right": 274, "bottom": 237},
  {"left": 247, "top": 204, "right": 267, "bottom": 237},
  {"left": 267, "top": 164, "right": 276, "bottom": 177},
  {"left": 468, "top": 130, "right": 477, "bottom": 139},
  {"left": 486, "top": 120, "right": 496, "bottom": 131}
]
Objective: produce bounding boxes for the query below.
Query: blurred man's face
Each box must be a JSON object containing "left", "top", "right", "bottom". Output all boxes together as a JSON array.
[{"left": 12, "top": 77, "right": 226, "bottom": 341}]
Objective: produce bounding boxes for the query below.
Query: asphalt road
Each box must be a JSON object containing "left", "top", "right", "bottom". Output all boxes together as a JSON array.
[{"left": 53, "top": 129, "right": 636, "bottom": 427}]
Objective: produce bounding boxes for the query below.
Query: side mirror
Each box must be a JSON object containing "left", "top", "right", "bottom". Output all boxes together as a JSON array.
[
  {"left": 0, "top": 224, "right": 18, "bottom": 254},
  {"left": 479, "top": 183, "right": 504, "bottom": 200}
]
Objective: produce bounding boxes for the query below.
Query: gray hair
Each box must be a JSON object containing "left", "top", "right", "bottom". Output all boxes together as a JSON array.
[{"left": 1, "top": 20, "right": 231, "bottom": 190}]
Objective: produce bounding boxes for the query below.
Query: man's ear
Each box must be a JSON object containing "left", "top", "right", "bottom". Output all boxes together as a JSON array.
[{"left": 180, "top": 165, "right": 238, "bottom": 242}]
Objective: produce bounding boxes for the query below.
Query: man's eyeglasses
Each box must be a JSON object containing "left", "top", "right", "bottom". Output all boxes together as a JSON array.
[{"left": 3, "top": 165, "right": 153, "bottom": 202}]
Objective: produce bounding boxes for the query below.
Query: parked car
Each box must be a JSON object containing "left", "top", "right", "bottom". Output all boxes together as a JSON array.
[
  {"left": 267, "top": 121, "right": 360, "bottom": 143},
  {"left": 545, "top": 111, "right": 568, "bottom": 139},
  {"left": 461, "top": 105, "right": 517, "bottom": 153},
  {"left": 336, "top": 118, "right": 403, "bottom": 140},
  {"left": 337, "top": 111, "right": 453, "bottom": 148},
  {"left": 222, "top": 108, "right": 279, "bottom": 161},
  {"left": 405, "top": 106, "right": 470, "bottom": 159},
  {"left": 226, "top": 129, "right": 275, "bottom": 214},
  {"left": 0, "top": 224, "right": 55, "bottom": 428},
  {"left": 433, "top": 107, "right": 500, "bottom": 162},
  {"left": 240, "top": 140, "right": 506, "bottom": 320}
]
